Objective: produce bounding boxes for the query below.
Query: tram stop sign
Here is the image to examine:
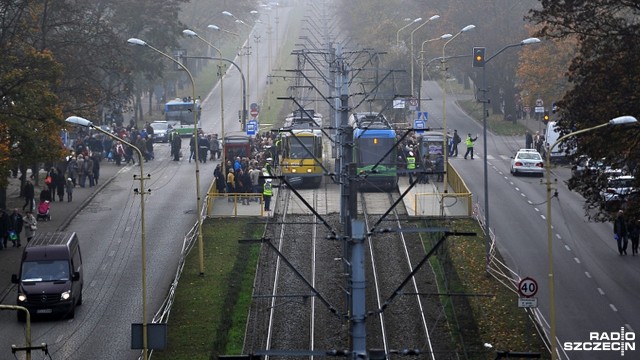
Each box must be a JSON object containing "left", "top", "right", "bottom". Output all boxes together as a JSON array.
[{"left": 246, "top": 120, "right": 257, "bottom": 136}]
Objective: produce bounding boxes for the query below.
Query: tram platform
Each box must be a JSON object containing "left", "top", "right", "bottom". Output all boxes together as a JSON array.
[{"left": 397, "top": 165, "right": 473, "bottom": 218}]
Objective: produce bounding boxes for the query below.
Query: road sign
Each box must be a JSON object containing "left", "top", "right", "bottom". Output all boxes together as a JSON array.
[
  {"left": 518, "top": 277, "right": 538, "bottom": 298},
  {"left": 518, "top": 297, "right": 538, "bottom": 308},
  {"left": 250, "top": 109, "right": 259, "bottom": 118},
  {"left": 393, "top": 99, "right": 405, "bottom": 109},
  {"left": 535, "top": 106, "right": 544, "bottom": 113},
  {"left": 535, "top": 98, "right": 544, "bottom": 107},
  {"left": 414, "top": 119, "right": 425, "bottom": 134},
  {"left": 246, "top": 120, "right": 257, "bottom": 136}
]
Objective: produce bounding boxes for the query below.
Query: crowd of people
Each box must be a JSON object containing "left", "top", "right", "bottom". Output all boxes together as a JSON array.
[
  {"left": 212, "top": 131, "right": 278, "bottom": 212},
  {"left": 0, "top": 207, "right": 36, "bottom": 250}
]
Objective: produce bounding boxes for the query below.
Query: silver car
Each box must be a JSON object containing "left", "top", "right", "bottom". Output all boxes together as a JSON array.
[
  {"left": 150, "top": 121, "right": 173, "bottom": 143},
  {"left": 510, "top": 149, "right": 544, "bottom": 176}
]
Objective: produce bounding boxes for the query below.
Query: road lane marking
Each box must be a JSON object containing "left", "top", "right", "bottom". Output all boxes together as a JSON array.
[
  {"left": 609, "top": 304, "right": 618, "bottom": 312},
  {"left": 573, "top": 257, "right": 581, "bottom": 264},
  {"left": 597, "top": 288, "right": 605, "bottom": 295},
  {"left": 585, "top": 272, "right": 591, "bottom": 278}
]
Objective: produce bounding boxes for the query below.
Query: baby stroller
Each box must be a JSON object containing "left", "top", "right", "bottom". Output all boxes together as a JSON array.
[{"left": 37, "top": 200, "right": 51, "bottom": 221}]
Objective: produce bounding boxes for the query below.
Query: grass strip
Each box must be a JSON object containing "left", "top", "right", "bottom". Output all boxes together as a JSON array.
[{"left": 152, "top": 218, "right": 262, "bottom": 360}]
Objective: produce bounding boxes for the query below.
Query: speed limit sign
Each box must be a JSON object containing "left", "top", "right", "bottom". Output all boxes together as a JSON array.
[{"left": 518, "top": 277, "right": 538, "bottom": 298}]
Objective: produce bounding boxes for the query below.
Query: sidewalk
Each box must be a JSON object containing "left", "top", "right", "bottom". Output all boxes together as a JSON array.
[{"left": 0, "top": 159, "right": 123, "bottom": 301}]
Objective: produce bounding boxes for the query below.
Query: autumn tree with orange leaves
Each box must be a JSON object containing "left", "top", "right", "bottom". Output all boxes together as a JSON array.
[{"left": 527, "top": 1, "right": 640, "bottom": 221}]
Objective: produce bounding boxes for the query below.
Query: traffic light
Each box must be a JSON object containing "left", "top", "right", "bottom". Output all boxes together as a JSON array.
[
  {"left": 543, "top": 111, "right": 550, "bottom": 123},
  {"left": 472, "top": 47, "right": 486, "bottom": 68}
]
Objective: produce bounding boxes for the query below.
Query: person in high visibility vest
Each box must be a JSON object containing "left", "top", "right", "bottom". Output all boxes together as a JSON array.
[
  {"left": 263, "top": 178, "right": 273, "bottom": 212},
  {"left": 406, "top": 151, "right": 416, "bottom": 183},
  {"left": 464, "top": 133, "right": 478, "bottom": 160},
  {"left": 265, "top": 158, "right": 273, "bottom": 176}
]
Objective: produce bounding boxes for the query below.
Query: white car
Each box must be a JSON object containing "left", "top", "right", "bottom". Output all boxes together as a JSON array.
[
  {"left": 510, "top": 149, "right": 544, "bottom": 177},
  {"left": 601, "top": 175, "right": 636, "bottom": 210}
]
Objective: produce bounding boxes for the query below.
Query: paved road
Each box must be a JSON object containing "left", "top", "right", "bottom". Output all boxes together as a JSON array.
[{"left": 1, "top": 161, "right": 123, "bottom": 302}]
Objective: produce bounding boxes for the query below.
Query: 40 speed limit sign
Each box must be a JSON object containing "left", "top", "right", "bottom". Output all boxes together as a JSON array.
[{"left": 518, "top": 277, "right": 538, "bottom": 298}]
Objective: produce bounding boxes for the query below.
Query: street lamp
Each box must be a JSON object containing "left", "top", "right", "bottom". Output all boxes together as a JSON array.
[
  {"left": 419, "top": 34, "right": 452, "bottom": 108},
  {"left": 127, "top": 38, "right": 206, "bottom": 277},
  {"left": 396, "top": 17, "right": 422, "bottom": 47},
  {"left": 545, "top": 115, "right": 637, "bottom": 360},
  {"left": 410, "top": 14, "right": 439, "bottom": 97},
  {"left": 441, "top": 24, "right": 475, "bottom": 199},
  {"left": 222, "top": 10, "right": 253, "bottom": 30},
  {"left": 183, "top": 29, "right": 230, "bottom": 192},
  {"left": 479, "top": 37, "right": 541, "bottom": 271},
  {"left": 207, "top": 24, "right": 239, "bottom": 37},
  {"left": 65, "top": 115, "right": 150, "bottom": 360}
]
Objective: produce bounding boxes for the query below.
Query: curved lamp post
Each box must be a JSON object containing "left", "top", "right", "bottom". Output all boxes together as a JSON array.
[
  {"left": 127, "top": 38, "right": 206, "bottom": 278},
  {"left": 479, "top": 37, "right": 541, "bottom": 272},
  {"left": 65, "top": 115, "right": 150, "bottom": 360},
  {"left": 396, "top": 17, "right": 422, "bottom": 47},
  {"left": 183, "top": 29, "right": 230, "bottom": 190},
  {"left": 441, "top": 24, "right": 475, "bottom": 201},
  {"left": 410, "top": 14, "right": 439, "bottom": 97},
  {"left": 207, "top": 24, "right": 239, "bottom": 37},
  {"left": 222, "top": 10, "right": 252, "bottom": 30},
  {"left": 545, "top": 115, "right": 637, "bottom": 360},
  {"left": 419, "top": 34, "right": 452, "bottom": 109}
]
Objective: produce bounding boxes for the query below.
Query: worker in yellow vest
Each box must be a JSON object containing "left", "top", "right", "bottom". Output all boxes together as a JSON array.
[
  {"left": 263, "top": 178, "right": 273, "bottom": 212},
  {"left": 406, "top": 151, "right": 416, "bottom": 183},
  {"left": 464, "top": 133, "right": 478, "bottom": 160}
]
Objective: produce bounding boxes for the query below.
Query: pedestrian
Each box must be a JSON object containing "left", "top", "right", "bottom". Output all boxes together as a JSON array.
[
  {"left": 406, "top": 151, "right": 416, "bottom": 183},
  {"left": 39, "top": 187, "right": 52, "bottom": 202},
  {"left": 23, "top": 210, "right": 37, "bottom": 243},
  {"left": 171, "top": 132, "right": 182, "bottom": 161},
  {"left": 525, "top": 131, "right": 533, "bottom": 149},
  {"left": 420, "top": 155, "right": 432, "bottom": 184},
  {"left": 114, "top": 141, "right": 125, "bottom": 166},
  {"left": 77, "top": 155, "right": 86, "bottom": 186},
  {"left": 56, "top": 169, "right": 66, "bottom": 202},
  {"left": 67, "top": 156, "right": 79, "bottom": 186},
  {"left": 0, "top": 209, "right": 9, "bottom": 250},
  {"left": 241, "top": 168, "right": 252, "bottom": 205},
  {"left": 46, "top": 167, "right": 58, "bottom": 200},
  {"left": 189, "top": 136, "right": 196, "bottom": 163},
  {"left": 613, "top": 209, "right": 628, "bottom": 255},
  {"left": 198, "top": 135, "right": 209, "bottom": 163},
  {"left": 65, "top": 177, "right": 74, "bottom": 202},
  {"left": 628, "top": 219, "right": 640, "bottom": 256},
  {"left": 250, "top": 166, "right": 261, "bottom": 200},
  {"left": 226, "top": 168, "right": 235, "bottom": 202},
  {"left": 263, "top": 178, "right": 273, "bottom": 212},
  {"left": 8, "top": 208, "right": 24, "bottom": 247},
  {"left": 210, "top": 134, "right": 220, "bottom": 160},
  {"left": 22, "top": 179, "right": 35, "bottom": 212},
  {"left": 451, "top": 129, "right": 461, "bottom": 157},
  {"left": 92, "top": 155, "right": 101, "bottom": 185},
  {"left": 85, "top": 155, "right": 95, "bottom": 187},
  {"left": 214, "top": 164, "right": 226, "bottom": 194},
  {"left": 463, "top": 133, "right": 478, "bottom": 160},
  {"left": 435, "top": 154, "right": 445, "bottom": 182}
]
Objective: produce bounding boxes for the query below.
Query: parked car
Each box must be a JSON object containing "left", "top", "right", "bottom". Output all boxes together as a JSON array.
[
  {"left": 510, "top": 149, "right": 544, "bottom": 177},
  {"left": 150, "top": 121, "right": 174, "bottom": 143},
  {"left": 601, "top": 175, "right": 637, "bottom": 211}
]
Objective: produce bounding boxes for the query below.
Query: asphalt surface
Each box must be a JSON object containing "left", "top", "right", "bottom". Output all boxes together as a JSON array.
[{"left": 1, "top": 158, "right": 123, "bottom": 301}]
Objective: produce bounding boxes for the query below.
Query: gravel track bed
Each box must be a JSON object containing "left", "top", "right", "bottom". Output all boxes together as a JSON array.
[{"left": 245, "top": 187, "right": 455, "bottom": 358}]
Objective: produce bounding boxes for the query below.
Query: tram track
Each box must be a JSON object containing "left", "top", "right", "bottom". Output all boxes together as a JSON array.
[{"left": 245, "top": 184, "right": 455, "bottom": 358}]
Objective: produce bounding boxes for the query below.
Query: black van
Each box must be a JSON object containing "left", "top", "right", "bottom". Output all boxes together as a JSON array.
[{"left": 11, "top": 232, "right": 83, "bottom": 321}]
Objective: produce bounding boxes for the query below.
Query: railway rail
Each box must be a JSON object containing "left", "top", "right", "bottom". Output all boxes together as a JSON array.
[{"left": 244, "top": 184, "right": 456, "bottom": 359}]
